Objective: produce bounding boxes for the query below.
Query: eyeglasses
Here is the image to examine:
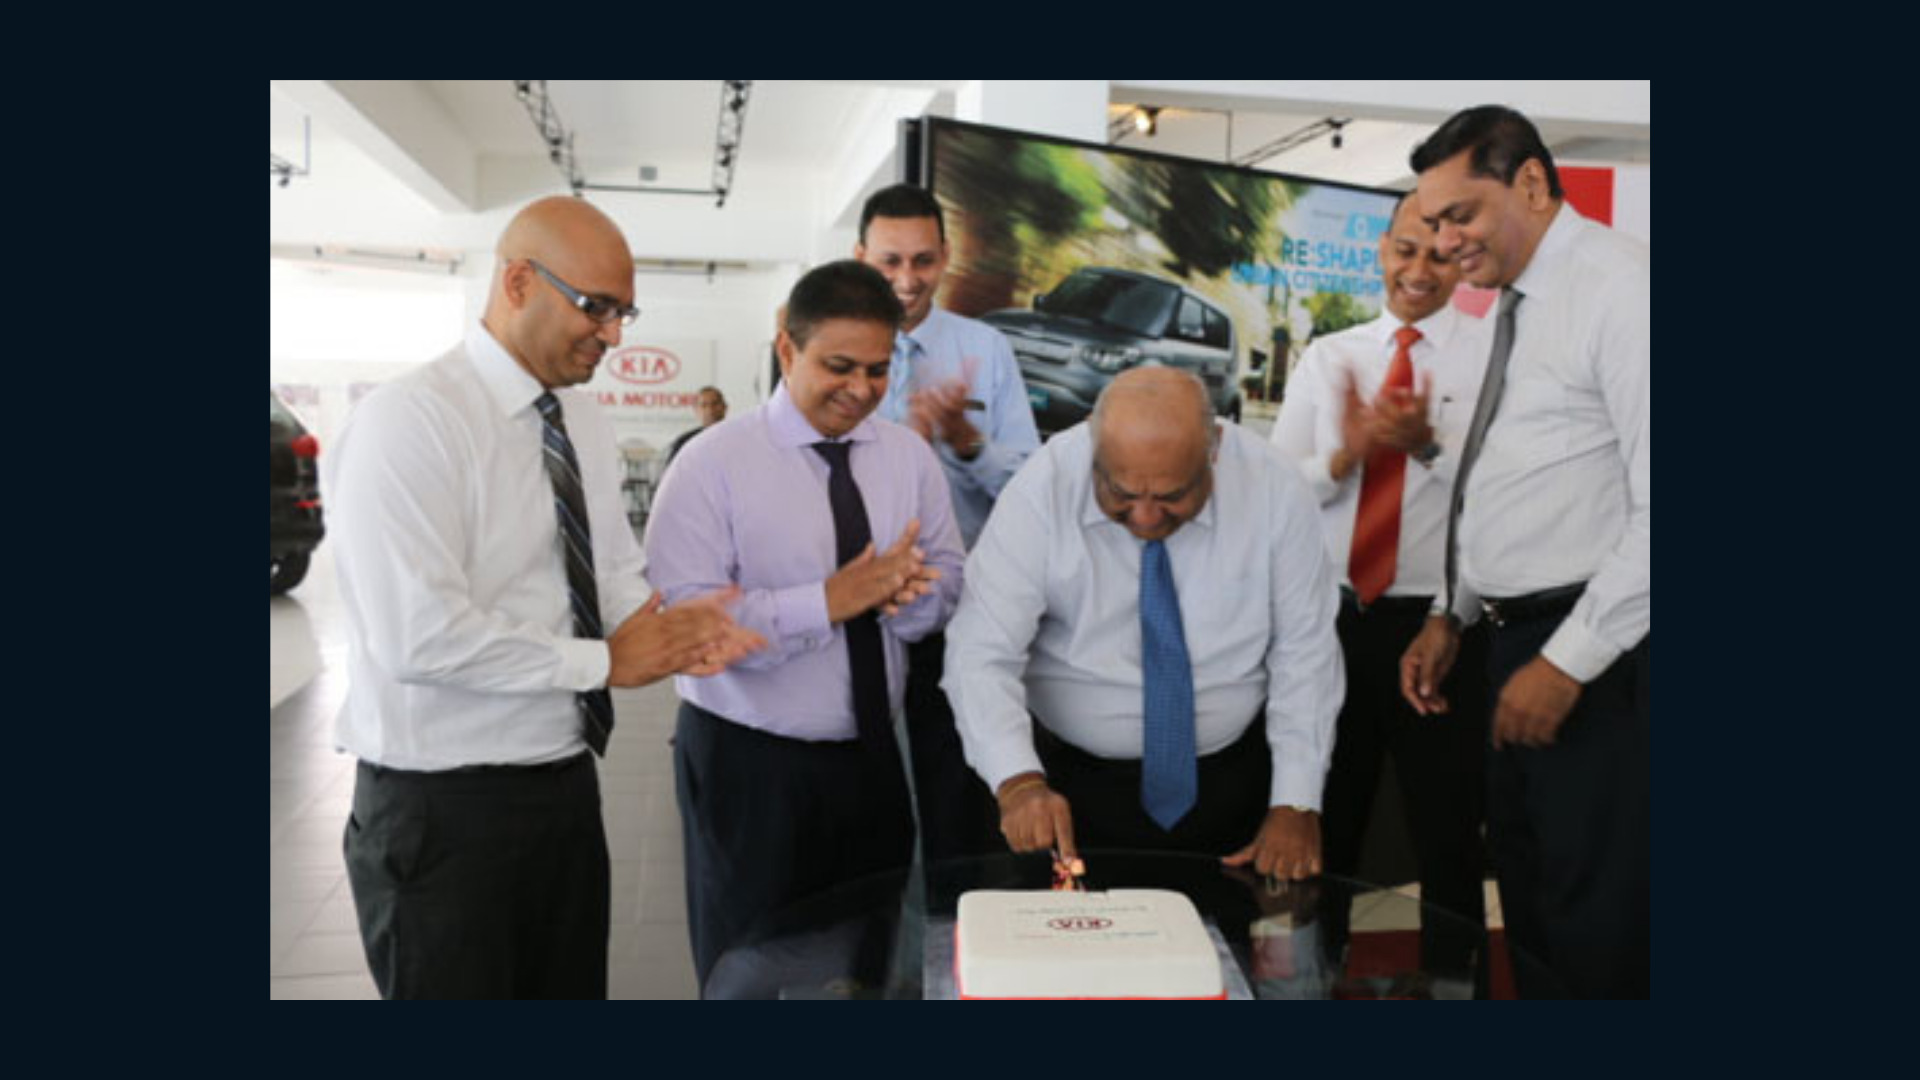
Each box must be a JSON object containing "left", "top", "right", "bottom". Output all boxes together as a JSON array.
[{"left": 528, "top": 259, "right": 640, "bottom": 326}]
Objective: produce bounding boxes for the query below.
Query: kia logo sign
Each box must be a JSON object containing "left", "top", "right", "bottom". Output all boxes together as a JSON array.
[
  {"left": 606, "top": 347, "right": 682, "bottom": 386},
  {"left": 1046, "top": 917, "right": 1113, "bottom": 932}
]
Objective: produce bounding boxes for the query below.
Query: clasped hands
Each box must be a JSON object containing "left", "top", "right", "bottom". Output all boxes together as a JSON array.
[
  {"left": 607, "top": 587, "right": 766, "bottom": 688},
  {"left": 824, "top": 518, "right": 942, "bottom": 622},
  {"left": 1332, "top": 371, "right": 1434, "bottom": 479},
  {"left": 905, "top": 359, "right": 983, "bottom": 461}
]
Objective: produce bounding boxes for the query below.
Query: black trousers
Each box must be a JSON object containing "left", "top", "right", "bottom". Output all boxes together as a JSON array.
[
  {"left": 1486, "top": 613, "right": 1650, "bottom": 998},
  {"left": 343, "top": 752, "right": 609, "bottom": 999},
  {"left": 673, "top": 702, "right": 915, "bottom": 993},
  {"left": 1319, "top": 594, "right": 1490, "bottom": 976},
  {"left": 1033, "top": 715, "right": 1271, "bottom": 857},
  {"left": 905, "top": 632, "right": 1003, "bottom": 862}
]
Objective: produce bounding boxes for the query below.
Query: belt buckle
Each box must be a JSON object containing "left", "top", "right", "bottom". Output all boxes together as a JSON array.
[{"left": 1481, "top": 598, "right": 1507, "bottom": 628}]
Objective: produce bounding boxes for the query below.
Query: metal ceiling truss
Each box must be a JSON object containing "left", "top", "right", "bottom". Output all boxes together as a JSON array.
[{"left": 514, "top": 80, "right": 752, "bottom": 207}]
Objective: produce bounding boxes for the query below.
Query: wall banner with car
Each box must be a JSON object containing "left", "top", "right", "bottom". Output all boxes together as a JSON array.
[{"left": 905, "top": 118, "right": 1400, "bottom": 431}]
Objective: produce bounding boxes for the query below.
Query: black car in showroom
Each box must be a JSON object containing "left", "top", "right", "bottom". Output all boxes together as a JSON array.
[
  {"left": 271, "top": 391, "right": 325, "bottom": 595},
  {"left": 982, "top": 267, "right": 1242, "bottom": 436}
]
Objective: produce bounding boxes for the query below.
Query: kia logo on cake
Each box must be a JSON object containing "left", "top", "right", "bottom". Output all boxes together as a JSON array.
[
  {"left": 606, "top": 346, "right": 681, "bottom": 385},
  {"left": 1046, "top": 917, "right": 1113, "bottom": 932}
]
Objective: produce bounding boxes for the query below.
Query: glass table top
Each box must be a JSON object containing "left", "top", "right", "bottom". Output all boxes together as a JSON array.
[{"left": 706, "top": 850, "right": 1559, "bottom": 999}]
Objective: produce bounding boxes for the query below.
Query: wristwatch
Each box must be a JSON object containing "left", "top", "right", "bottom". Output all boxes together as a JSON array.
[{"left": 1411, "top": 440, "right": 1442, "bottom": 466}]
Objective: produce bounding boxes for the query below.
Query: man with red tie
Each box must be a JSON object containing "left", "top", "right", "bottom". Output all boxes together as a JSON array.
[{"left": 1270, "top": 191, "right": 1494, "bottom": 988}]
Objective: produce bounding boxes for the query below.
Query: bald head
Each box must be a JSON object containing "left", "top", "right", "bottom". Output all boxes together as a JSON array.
[
  {"left": 494, "top": 197, "right": 632, "bottom": 296},
  {"left": 1092, "top": 367, "right": 1214, "bottom": 457},
  {"left": 483, "top": 196, "right": 637, "bottom": 390},
  {"left": 1089, "top": 367, "right": 1218, "bottom": 542}
]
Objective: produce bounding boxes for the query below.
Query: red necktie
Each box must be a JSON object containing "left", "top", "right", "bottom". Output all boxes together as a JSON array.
[{"left": 1348, "top": 325, "right": 1421, "bottom": 605}]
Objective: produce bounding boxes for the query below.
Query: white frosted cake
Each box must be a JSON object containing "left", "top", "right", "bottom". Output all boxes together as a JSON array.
[{"left": 954, "top": 889, "right": 1225, "bottom": 999}]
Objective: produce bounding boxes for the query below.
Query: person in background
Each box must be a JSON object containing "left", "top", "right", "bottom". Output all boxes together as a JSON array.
[
  {"left": 664, "top": 385, "right": 727, "bottom": 469},
  {"left": 1270, "top": 190, "right": 1494, "bottom": 988},
  {"left": 855, "top": 182, "right": 1042, "bottom": 864}
]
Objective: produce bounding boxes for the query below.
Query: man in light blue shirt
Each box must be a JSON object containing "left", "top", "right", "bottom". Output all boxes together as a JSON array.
[
  {"left": 946, "top": 368, "right": 1344, "bottom": 879},
  {"left": 856, "top": 183, "right": 1042, "bottom": 862}
]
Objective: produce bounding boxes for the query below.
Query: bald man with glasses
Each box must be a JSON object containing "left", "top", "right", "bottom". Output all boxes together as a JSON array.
[{"left": 326, "top": 196, "right": 762, "bottom": 998}]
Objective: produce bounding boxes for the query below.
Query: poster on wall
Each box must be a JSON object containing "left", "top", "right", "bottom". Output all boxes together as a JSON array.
[
  {"left": 908, "top": 119, "right": 1400, "bottom": 432},
  {"left": 583, "top": 338, "right": 717, "bottom": 449}
]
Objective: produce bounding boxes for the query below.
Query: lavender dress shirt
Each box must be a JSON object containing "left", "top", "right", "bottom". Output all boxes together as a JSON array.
[{"left": 643, "top": 383, "right": 967, "bottom": 741}]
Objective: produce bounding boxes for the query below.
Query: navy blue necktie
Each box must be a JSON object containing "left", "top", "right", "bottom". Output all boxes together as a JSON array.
[
  {"left": 536, "top": 392, "right": 614, "bottom": 756},
  {"left": 1140, "top": 539, "right": 1196, "bottom": 830},
  {"left": 812, "top": 441, "right": 895, "bottom": 757}
]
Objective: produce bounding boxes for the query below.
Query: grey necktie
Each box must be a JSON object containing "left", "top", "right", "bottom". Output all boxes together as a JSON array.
[{"left": 1442, "top": 288, "right": 1523, "bottom": 613}]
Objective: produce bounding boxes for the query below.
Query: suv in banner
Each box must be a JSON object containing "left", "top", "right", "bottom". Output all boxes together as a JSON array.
[{"left": 983, "top": 267, "right": 1242, "bottom": 436}]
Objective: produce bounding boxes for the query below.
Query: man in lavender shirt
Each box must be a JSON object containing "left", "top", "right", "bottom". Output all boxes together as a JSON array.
[{"left": 643, "top": 261, "right": 967, "bottom": 992}]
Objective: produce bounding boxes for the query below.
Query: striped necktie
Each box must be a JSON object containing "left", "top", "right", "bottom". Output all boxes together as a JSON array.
[{"left": 536, "top": 392, "right": 615, "bottom": 756}]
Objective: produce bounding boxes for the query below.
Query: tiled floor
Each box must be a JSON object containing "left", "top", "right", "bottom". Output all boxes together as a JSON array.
[
  {"left": 271, "top": 503, "right": 1499, "bottom": 1000},
  {"left": 270, "top": 544, "right": 702, "bottom": 1000}
]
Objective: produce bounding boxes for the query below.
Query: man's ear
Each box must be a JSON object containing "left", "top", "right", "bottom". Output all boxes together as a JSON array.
[
  {"left": 1517, "top": 159, "right": 1553, "bottom": 211},
  {"left": 501, "top": 259, "right": 533, "bottom": 310},
  {"left": 776, "top": 329, "right": 797, "bottom": 378}
]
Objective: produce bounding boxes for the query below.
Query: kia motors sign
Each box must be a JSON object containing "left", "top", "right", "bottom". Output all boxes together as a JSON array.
[
  {"left": 606, "top": 346, "right": 682, "bottom": 386},
  {"left": 585, "top": 338, "right": 717, "bottom": 446}
]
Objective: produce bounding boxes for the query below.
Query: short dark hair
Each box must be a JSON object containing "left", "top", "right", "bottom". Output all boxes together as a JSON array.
[
  {"left": 859, "top": 183, "right": 945, "bottom": 244},
  {"left": 783, "top": 261, "right": 904, "bottom": 348},
  {"left": 1410, "top": 105, "right": 1563, "bottom": 199}
]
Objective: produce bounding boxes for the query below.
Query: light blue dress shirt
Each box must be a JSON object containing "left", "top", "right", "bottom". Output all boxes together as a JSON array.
[
  {"left": 875, "top": 308, "right": 1041, "bottom": 549},
  {"left": 943, "top": 422, "right": 1345, "bottom": 811}
]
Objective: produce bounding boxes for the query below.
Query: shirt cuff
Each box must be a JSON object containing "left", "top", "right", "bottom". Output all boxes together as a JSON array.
[
  {"left": 1540, "top": 614, "right": 1622, "bottom": 684},
  {"left": 1269, "top": 756, "right": 1325, "bottom": 812},
  {"left": 554, "top": 638, "right": 611, "bottom": 692},
  {"left": 773, "top": 582, "right": 831, "bottom": 643},
  {"left": 980, "top": 740, "right": 1046, "bottom": 795}
]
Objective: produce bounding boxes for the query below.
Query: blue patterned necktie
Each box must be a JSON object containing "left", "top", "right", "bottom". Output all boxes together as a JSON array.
[
  {"left": 1139, "top": 539, "right": 1197, "bottom": 830},
  {"left": 535, "top": 392, "right": 615, "bottom": 756}
]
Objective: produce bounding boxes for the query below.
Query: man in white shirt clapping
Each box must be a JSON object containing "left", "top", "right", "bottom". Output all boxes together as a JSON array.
[
  {"left": 325, "top": 197, "right": 762, "bottom": 998},
  {"left": 1270, "top": 191, "right": 1495, "bottom": 986}
]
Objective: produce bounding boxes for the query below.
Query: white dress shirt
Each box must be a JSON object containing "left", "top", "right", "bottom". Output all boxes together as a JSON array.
[
  {"left": 1269, "top": 305, "right": 1492, "bottom": 598},
  {"left": 1449, "top": 204, "right": 1650, "bottom": 683},
  {"left": 323, "top": 323, "right": 649, "bottom": 770},
  {"left": 944, "top": 422, "right": 1344, "bottom": 810}
]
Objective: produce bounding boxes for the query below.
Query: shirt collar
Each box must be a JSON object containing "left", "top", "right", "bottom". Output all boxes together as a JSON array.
[
  {"left": 897, "top": 308, "right": 951, "bottom": 358},
  {"left": 1510, "top": 201, "right": 1584, "bottom": 300},
  {"left": 466, "top": 321, "right": 548, "bottom": 419},
  {"left": 1369, "top": 303, "right": 1461, "bottom": 352},
  {"left": 765, "top": 381, "right": 880, "bottom": 449}
]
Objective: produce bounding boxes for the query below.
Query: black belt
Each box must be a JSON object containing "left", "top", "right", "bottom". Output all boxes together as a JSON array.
[
  {"left": 1480, "top": 583, "right": 1587, "bottom": 628},
  {"left": 362, "top": 751, "right": 592, "bottom": 778},
  {"left": 1339, "top": 587, "right": 1435, "bottom": 616}
]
